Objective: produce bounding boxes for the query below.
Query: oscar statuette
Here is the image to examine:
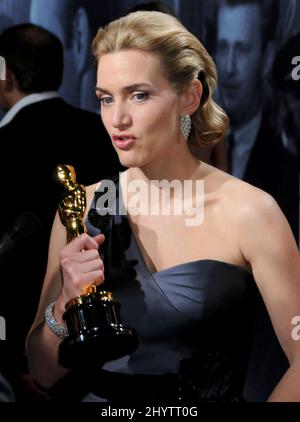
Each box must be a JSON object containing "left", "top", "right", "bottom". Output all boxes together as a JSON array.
[{"left": 56, "top": 164, "right": 138, "bottom": 367}]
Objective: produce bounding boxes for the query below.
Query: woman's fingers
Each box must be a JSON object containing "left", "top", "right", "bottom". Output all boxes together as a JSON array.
[
  {"left": 69, "top": 269, "right": 105, "bottom": 290},
  {"left": 63, "top": 259, "right": 104, "bottom": 277},
  {"left": 59, "top": 232, "right": 106, "bottom": 301},
  {"left": 61, "top": 233, "right": 105, "bottom": 256},
  {"left": 64, "top": 249, "right": 103, "bottom": 265}
]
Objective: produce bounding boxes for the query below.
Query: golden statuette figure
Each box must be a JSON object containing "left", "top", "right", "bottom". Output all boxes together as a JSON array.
[
  {"left": 57, "top": 164, "right": 87, "bottom": 241},
  {"left": 57, "top": 164, "right": 95, "bottom": 295},
  {"left": 56, "top": 164, "right": 138, "bottom": 367}
]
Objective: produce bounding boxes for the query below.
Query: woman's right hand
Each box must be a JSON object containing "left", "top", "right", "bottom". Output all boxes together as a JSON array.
[{"left": 55, "top": 233, "right": 105, "bottom": 318}]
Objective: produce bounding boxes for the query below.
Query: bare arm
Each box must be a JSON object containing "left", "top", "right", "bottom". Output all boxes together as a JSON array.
[
  {"left": 26, "top": 184, "right": 104, "bottom": 388},
  {"left": 26, "top": 212, "right": 70, "bottom": 387},
  {"left": 238, "top": 191, "right": 300, "bottom": 401}
]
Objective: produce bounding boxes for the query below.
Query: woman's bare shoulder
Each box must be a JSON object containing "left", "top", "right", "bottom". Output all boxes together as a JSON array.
[
  {"left": 202, "top": 162, "right": 277, "bottom": 217},
  {"left": 204, "top": 162, "right": 266, "bottom": 192}
]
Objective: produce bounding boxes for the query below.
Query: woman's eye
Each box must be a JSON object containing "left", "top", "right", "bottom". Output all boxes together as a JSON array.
[
  {"left": 133, "top": 92, "right": 149, "bottom": 101},
  {"left": 100, "top": 96, "right": 113, "bottom": 105}
]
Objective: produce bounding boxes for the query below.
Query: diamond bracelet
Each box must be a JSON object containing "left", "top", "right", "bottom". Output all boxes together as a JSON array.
[{"left": 44, "top": 301, "right": 69, "bottom": 339}]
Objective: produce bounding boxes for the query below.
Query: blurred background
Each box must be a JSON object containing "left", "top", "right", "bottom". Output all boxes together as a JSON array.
[{"left": 0, "top": 0, "right": 299, "bottom": 402}]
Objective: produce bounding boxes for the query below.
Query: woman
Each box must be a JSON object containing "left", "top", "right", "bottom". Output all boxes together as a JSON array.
[{"left": 26, "top": 11, "right": 300, "bottom": 402}]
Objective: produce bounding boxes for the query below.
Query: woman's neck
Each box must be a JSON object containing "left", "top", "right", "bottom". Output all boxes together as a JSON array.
[{"left": 128, "top": 146, "right": 202, "bottom": 185}]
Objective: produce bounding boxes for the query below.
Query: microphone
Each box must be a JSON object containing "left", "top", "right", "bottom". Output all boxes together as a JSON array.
[{"left": 0, "top": 212, "right": 42, "bottom": 265}]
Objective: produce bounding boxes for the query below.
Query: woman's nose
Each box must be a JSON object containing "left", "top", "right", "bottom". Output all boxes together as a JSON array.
[{"left": 112, "top": 102, "right": 132, "bottom": 130}]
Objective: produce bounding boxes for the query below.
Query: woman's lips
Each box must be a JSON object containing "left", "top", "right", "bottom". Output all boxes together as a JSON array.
[{"left": 112, "top": 137, "right": 136, "bottom": 150}]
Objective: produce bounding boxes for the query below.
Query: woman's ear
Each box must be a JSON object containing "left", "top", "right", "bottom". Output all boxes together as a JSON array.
[{"left": 180, "top": 79, "right": 202, "bottom": 115}]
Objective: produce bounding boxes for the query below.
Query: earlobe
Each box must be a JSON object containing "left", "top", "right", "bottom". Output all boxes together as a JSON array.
[{"left": 182, "top": 79, "right": 202, "bottom": 115}]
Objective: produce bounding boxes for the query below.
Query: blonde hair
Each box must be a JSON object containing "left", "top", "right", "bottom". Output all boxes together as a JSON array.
[{"left": 92, "top": 11, "right": 229, "bottom": 151}]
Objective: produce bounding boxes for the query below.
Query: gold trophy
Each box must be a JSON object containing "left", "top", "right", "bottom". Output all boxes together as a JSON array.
[{"left": 56, "top": 164, "right": 138, "bottom": 367}]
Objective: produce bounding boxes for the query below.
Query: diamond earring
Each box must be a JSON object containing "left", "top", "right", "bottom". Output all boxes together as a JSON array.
[{"left": 180, "top": 115, "right": 192, "bottom": 141}]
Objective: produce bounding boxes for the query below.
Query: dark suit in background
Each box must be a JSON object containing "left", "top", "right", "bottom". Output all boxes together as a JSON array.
[
  {"left": 241, "top": 110, "right": 298, "bottom": 401},
  {"left": 214, "top": 1, "right": 299, "bottom": 401},
  {"left": 0, "top": 21, "right": 124, "bottom": 399},
  {"left": 0, "top": 96, "right": 122, "bottom": 396},
  {"left": 244, "top": 111, "right": 299, "bottom": 241}
]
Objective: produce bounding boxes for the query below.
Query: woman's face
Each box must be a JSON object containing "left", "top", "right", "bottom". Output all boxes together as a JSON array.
[{"left": 96, "top": 49, "right": 184, "bottom": 169}]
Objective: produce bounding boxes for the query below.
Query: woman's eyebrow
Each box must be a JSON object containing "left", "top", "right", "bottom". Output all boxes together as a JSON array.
[{"left": 95, "top": 83, "right": 154, "bottom": 95}]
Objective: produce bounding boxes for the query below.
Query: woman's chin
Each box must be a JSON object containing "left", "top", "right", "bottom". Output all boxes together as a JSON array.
[{"left": 118, "top": 154, "right": 142, "bottom": 169}]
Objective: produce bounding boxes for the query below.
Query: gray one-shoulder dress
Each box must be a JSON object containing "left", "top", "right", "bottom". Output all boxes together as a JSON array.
[{"left": 82, "top": 176, "right": 257, "bottom": 402}]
